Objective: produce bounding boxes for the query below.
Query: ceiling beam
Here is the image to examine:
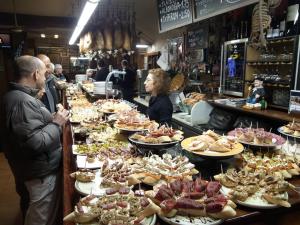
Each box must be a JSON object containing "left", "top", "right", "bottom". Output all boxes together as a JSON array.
[{"left": 0, "top": 12, "right": 76, "bottom": 29}]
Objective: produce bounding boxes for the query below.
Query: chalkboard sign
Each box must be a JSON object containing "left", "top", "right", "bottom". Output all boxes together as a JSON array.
[
  {"left": 186, "top": 26, "right": 208, "bottom": 49},
  {"left": 157, "top": 0, "right": 193, "bottom": 33},
  {"left": 193, "top": 0, "right": 259, "bottom": 22}
]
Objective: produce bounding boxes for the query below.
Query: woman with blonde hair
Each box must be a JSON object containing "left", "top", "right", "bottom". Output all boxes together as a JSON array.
[{"left": 144, "top": 68, "right": 173, "bottom": 124}]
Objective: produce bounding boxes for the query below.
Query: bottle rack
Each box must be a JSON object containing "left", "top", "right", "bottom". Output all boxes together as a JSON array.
[{"left": 244, "top": 35, "right": 300, "bottom": 109}]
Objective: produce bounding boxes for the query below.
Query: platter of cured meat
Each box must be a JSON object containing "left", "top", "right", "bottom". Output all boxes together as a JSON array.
[
  {"left": 129, "top": 125, "right": 184, "bottom": 148},
  {"left": 228, "top": 128, "right": 286, "bottom": 147},
  {"left": 278, "top": 121, "right": 300, "bottom": 139},
  {"left": 181, "top": 130, "right": 244, "bottom": 158},
  {"left": 145, "top": 178, "right": 237, "bottom": 224}
]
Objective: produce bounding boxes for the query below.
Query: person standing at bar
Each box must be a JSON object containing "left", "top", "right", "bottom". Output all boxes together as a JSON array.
[
  {"left": 1, "top": 55, "right": 69, "bottom": 225},
  {"left": 54, "top": 64, "right": 66, "bottom": 81},
  {"left": 95, "top": 58, "right": 109, "bottom": 81},
  {"left": 144, "top": 68, "right": 173, "bottom": 124},
  {"left": 37, "top": 54, "right": 59, "bottom": 113},
  {"left": 120, "top": 59, "right": 136, "bottom": 102}
]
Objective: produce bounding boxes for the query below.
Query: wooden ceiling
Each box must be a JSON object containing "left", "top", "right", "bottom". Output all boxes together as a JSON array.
[{"left": 0, "top": 0, "right": 158, "bottom": 44}]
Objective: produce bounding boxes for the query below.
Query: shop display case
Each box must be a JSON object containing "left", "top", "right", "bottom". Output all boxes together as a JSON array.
[{"left": 221, "top": 38, "right": 248, "bottom": 97}]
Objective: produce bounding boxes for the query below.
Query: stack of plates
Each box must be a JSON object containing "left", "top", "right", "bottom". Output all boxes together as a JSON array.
[
  {"left": 75, "top": 74, "right": 87, "bottom": 83},
  {"left": 93, "top": 81, "right": 112, "bottom": 95}
]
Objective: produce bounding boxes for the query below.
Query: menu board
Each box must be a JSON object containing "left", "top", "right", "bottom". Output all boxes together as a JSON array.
[
  {"left": 157, "top": 0, "right": 193, "bottom": 33},
  {"left": 193, "top": 0, "right": 259, "bottom": 22},
  {"left": 186, "top": 26, "right": 208, "bottom": 49}
]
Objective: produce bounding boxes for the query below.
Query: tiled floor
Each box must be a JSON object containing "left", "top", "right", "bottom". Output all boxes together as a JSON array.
[{"left": 0, "top": 153, "right": 22, "bottom": 225}]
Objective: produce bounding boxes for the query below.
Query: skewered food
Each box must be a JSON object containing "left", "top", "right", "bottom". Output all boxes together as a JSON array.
[
  {"left": 215, "top": 168, "right": 295, "bottom": 208},
  {"left": 130, "top": 125, "right": 183, "bottom": 144},
  {"left": 228, "top": 128, "right": 286, "bottom": 146},
  {"left": 145, "top": 178, "right": 237, "bottom": 219},
  {"left": 184, "top": 130, "right": 239, "bottom": 153},
  {"left": 281, "top": 121, "right": 300, "bottom": 137},
  {"left": 64, "top": 188, "right": 160, "bottom": 224},
  {"left": 70, "top": 169, "right": 96, "bottom": 182}
]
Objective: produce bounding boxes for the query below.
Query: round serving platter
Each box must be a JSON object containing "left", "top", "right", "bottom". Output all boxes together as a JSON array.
[
  {"left": 128, "top": 136, "right": 182, "bottom": 149},
  {"left": 227, "top": 130, "right": 286, "bottom": 148},
  {"left": 277, "top": 126, "right": 300, "bottom": 139},
  {"left": 221, "top": 186, "right": 288, "bottom": 209},
  {"left": 181, "top": 136, "right": 244, "bottom": 158}
]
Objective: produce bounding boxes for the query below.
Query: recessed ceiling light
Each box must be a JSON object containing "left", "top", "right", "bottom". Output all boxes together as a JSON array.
[
  {"left": 54, "top": 34, "right": 59, "bottom": 39},
  {"left": 41, "top": 34, "right": 46, "bottom": 38}
]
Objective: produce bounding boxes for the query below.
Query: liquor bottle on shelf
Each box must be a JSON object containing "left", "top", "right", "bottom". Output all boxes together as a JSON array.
[
  {"left": 260, "top": 97, "right": 267, "bottom": 110},
  {"left": 286, "top": 1, "right": 299, "bottom": 36}
]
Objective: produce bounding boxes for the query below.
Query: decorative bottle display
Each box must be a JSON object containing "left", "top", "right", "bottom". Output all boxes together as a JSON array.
[{"left": 286, "top": 1, "right": 299, "bottom": 36}]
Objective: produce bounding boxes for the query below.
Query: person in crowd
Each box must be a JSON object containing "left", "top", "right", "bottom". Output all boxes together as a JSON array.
[
  {"left": 120, "top": 59, "right": 136, "bottom": 102},
  {"left": 95, "top": 58, "right": 109, "bottom": 81},
  {"left": 37, "top": 54, "right": 59, "bottom": 113},
  {"left": 1, "top": 55, "right": 69, "bottom": 225},
  {"left": 144, "top": 68, "right": 173, "bottom": 124},
  {"left": 54, "top": 64, "right": 66, "bottom": 81}
]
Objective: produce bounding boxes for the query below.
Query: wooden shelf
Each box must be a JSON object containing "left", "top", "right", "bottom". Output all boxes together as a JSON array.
[{"left": 247, "top": 61, "right": 292, "bottom": 65}]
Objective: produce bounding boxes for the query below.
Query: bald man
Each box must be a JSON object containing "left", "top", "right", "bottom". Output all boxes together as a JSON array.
[
  {"left": 1, "top": 55, "right": 69, "bottom": 225},
  {"left": 37, "top": 54, "right": 59, "bottom": 113}
]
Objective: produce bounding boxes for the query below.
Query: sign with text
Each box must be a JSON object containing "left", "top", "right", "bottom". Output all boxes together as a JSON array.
[
  {"left": 186, "top": 26, "right": 208, "bottom": 49},
  {"left": 193, "top": 0, "right": 259, "bottom": 22},
  {"left": 157, "top": 0, "right": 193, "bottom": 33}
]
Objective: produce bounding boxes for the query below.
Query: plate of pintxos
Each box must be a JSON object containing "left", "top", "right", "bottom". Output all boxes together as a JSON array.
[
  {"left": 228, "top": 128, "right": 286, "bottom": 147},
  {"left": 278, "top": 121, "right": 300, "bottom": 139},
  {"left": 181, "top": 130, "right": 244, "bottom": 158},
  {"left": 215, "top": 168, "right": 294, "bottom": 209},
  {"left": 129, "top": 125, "right": 184, "bottom": 148},
  {"left": 145, "top": 177, "right": 237, "bottom": 225},
  {"left": 64, "top": 189, "right": 159, "bottom": 225}
]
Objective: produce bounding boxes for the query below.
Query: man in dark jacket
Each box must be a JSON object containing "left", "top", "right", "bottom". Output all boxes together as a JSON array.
[
  {"left": 1, "top": 55, "right": 69, "bottom": 225},
  {"left": 120, "top": 59, "right": 136, "bottom": 102},
  {"left": 37, "top": 54, "right": 59, "bottom": 113},
  {"left": 95, "top": 58, "right": 109, "bottom": 81}
]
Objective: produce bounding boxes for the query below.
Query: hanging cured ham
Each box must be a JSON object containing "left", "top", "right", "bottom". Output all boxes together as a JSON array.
[
  {"left": 103, "top": 12, "right": 113, "bottom": 50},
  {"left": 95, "top": 30, "right": 105, "bottom": 50},
  {"left": 83, "top": 32, "right": 93, "bottom": 52},
  {"left": 113, "top": 13, "right": 124, "bottom": 49}
]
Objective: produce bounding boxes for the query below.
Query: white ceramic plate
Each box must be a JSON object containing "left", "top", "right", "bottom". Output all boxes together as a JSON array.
[
  {"left": 74, "top": 171, "right": 107, "bottom": 196},
  {"left": 221, "top": 186, "right": 288, "bottom": 209},
  {"left": 158, "top": 214, "right": 222, "bottom": 225},
  {"left": 76, "top": 214, "right": 157, "bottom": 225},
  {"left": 76, "top": 155, "right": 102, "bottom": 169}
]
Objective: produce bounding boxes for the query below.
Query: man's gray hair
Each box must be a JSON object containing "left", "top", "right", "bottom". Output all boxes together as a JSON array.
[{"left": 13, "top": 55, "right": 44, "bottom": 80}]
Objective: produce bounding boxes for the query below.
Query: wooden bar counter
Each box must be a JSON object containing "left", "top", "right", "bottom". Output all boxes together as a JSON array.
[
  {"left": 209, "top": 101, "right": 300, "bottom": 123},
  {"left": 62, "top": 96, "right": 300, "bottom": 225}
]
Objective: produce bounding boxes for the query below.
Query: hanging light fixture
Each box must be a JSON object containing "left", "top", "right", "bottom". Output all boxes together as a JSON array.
[{"left": 69, "top": 0, "right": 100, "bottom": 45}]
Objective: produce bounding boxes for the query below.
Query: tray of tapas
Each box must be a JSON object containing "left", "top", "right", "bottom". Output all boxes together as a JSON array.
[
  {"left": 129, "top": 125, "right": 184, "bottom": 148},
  {"left": 278, "top": 121, "right": 300, "bottom": 139},
  {"left": 145, "top": 177, "right": 237, "bottom": 224},
  {"left": 64, "top": 188, "right": 159, "bottom": 225},
  {"left": 181, "top": 130, "right": 244, "bottom": 158},
  {"left": 228, "top": 128, "right": 286, "bottom": 147}
]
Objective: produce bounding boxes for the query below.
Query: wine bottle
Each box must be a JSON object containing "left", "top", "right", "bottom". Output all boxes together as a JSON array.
[{"left": 286, "top": 1, "right": 299, "bottom": 36}]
